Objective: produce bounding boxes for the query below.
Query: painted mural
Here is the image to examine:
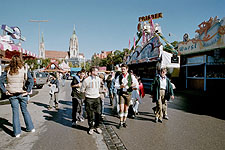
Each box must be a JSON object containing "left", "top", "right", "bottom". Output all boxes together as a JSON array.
[{"left": 178, "top": 16, "right": 225, "bottom": 55}]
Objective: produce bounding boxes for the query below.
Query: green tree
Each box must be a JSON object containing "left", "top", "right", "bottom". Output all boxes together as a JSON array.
[
  {"left": 91, "top": 56, "right": 101, "bottom": 67},
  {"left": 163, "top": 41, "right": 178, "bottom": 53}
]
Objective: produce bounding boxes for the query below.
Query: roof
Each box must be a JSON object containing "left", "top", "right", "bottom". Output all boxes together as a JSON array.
[{"left": 45, "top": 50, "right": 68, "bottom": 59}]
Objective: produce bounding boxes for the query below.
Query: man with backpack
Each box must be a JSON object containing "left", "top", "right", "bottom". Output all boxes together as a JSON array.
[{"left": 115, "top": 64, "right": 138, "bottom": 129}]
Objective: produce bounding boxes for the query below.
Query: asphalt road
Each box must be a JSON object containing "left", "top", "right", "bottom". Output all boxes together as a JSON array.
[
  {"left": 0, "top": 80, "right": 107, "bottom": 150},
  {"left": 0, "top": 80, "right": 225, "bottom": 150}
]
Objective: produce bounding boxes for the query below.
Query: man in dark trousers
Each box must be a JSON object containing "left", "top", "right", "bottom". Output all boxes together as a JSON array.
[
  {"left": 80, "top": 67, "right": 102, "bottom": 135},
  {"left": 150, "top": 68, "right": 174, "bottom": 123},
  {"left": 71, "top": 69, "right": 86, "bottom": 127}
]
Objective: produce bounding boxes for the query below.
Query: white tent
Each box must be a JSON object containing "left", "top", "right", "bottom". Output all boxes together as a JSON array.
[{"left": 59, "top": 61, "right": 70, "bottom": 72}]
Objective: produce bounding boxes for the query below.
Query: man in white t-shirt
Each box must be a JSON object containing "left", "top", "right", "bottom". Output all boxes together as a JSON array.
[{"left": 80, "top": 67, "right": 102, "bottom": 135}]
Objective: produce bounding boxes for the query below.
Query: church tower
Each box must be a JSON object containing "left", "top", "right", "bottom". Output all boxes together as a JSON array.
[
  {"left": 39, "top": 32, "right": 45, "bottom": 58},
  {"left": 69, "top": 25, "right": 79, "bottom": 58}
]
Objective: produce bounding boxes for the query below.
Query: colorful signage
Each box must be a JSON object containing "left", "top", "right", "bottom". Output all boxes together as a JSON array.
[
  {"left": 139, "top": 13, "right": 163, "bottom": 22},
  {"left": 178, "top": 16, "right": 225, "bottom": 55},
  {"left": 1, "top": 25, "right": 26, "bottom": 41}
]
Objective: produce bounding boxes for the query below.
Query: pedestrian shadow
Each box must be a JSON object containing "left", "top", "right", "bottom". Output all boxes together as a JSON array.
[
  {"left": 32, "top": 101, "right": 49, "bottom": 109},
  {"left": 0, "top": 117, "right": 14, "bottom": 137},
  {"left": 59, "top": 100, "right": 72, "bottom": 106},
  {"left": 138, "top": 111, "right": 155, "bottom": 117},
  {"left": 103, "top": 119, "right": 119, "bottom": 127},
  {"left": 134, "top": 116, "right": 156, "bottom": 123},
  {"left": 0, "top": 117, "right": 26, "bottom": 137},
  {"left": 40, "top": 99, "right": 89, "bottom": 133}
]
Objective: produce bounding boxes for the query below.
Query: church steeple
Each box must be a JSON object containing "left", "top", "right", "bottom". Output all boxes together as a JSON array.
[
  {"left": 39, "top": 32, "right": 45, "bottom": 58},
  {"left": 69, "top": 25, "right": 79, "bottom": 58}
]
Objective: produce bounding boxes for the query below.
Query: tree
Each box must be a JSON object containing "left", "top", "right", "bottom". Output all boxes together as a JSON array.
[
  {"left": 163, "top": 41, "right": 179, "bottom": 53},
  {"left": 91, "top": 56, "right": 101, "bottom": 67}
]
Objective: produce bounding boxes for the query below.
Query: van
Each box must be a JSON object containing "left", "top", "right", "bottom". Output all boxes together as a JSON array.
[{"left": 31, "top": 70, "right": 48, "bottom": 89}]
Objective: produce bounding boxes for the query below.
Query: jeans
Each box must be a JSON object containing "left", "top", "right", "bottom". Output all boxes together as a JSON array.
[
  {"left": 72, "top": 97, "right": 84, "bottom": 122},
  {"left": 9, "top": 94, "right": 34, "bottom": 136}
]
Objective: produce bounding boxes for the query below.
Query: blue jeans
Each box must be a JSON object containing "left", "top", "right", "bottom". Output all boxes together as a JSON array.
[{"left": 9, "top": 94, "right": 34, "bottom": 136}]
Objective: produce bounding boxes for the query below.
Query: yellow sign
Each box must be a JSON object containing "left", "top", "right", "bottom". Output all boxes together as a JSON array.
[{"left": 139, "top": 13, "right": 163, "bottom": 22}]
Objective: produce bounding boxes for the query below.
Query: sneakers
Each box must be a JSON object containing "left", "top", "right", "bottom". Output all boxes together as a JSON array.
[
  {"left": 26, "top": 128, "right": 35, "bottom": 133},
  {"left": 31, "top": 129, "right": 36, "bottom": 133},
  {"left": 72, "top": 121, "right": 78, "bottom": 127},
  {"left": 88, "top": 128, "right": 94, "bottom": 135},
  {"left": 79, "top": 118, "right": 84, "bottom": 122},
  {"left": 158, "top": 119, "right": 163, "bottom": 123},
  {"left": 95, "top": 128, "right": 102, "bottom": 134},
  {"left": 118, "top": 123, "right": 123, "bottom": 129},
  {"left": 123, "top": 122, "right": 128, "bottom": 128},
  {"left": 155, "top": 117, "right": 163, "bottom": 123},
  {"left": 163, "top": 115, "right": 169, "bottom": 120},
  {"left": 15, "top": 134, "right": 21, "bottom": 138},
  {"left": 155, "top": 117, "right": 158, "bottom": 123}
]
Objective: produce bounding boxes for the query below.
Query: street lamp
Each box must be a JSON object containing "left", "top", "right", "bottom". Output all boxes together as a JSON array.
[{"left": 29, "top": 20, "right": 48, "bottom": 57}]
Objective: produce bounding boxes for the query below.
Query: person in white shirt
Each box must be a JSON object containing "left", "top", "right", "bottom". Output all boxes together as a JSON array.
[
  {"left": 115, "top": 64, "right": 138, "bottom": 129},
  {"left": 80, "top": 67, "right": 102, "bottom": 135}
]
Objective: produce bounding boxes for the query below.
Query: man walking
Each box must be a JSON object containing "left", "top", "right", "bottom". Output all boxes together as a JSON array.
[
  {"left": 150, "top": 68, "right": 174, "bottom": 123},
  {"left": 80, "top": 67, "right": 102, "bottom": 135},
  {"left": 71, "top": 69, "right": 86, "bottom": 126},
  {"left": 115, "top": 64, "right": 138, "bottom": 129}
]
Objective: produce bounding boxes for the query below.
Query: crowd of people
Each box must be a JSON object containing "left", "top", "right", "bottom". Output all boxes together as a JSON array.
[{"left": 0, "top": 55, "right": 175, "bottom": 137}]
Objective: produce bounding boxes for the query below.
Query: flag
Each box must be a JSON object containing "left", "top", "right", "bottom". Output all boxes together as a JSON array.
[
  {"left": 129, "top": 38, "right": 131, "bottom": 50},
  {"left": 142, "top": 27, "right": 145, "bottom": 45},
  {"left": 134, "top": 36, "right": 136, "bottom": 49},
  {"left": 149, "top": 16, "right": 155, "bottom": 33}
]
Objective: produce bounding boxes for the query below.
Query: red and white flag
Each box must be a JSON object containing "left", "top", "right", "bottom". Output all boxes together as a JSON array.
[{"left": 149, "top": 16, "right": 155, "bottom": 33}]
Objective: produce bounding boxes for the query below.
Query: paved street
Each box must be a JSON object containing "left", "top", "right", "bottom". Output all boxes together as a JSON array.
[{"left": 0, "top": 80, "right": 225, "bottom": 150}]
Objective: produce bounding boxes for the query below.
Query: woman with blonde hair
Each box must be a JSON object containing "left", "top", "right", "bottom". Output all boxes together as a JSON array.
[{"left": 0, "top": 55, "right": 35, "bottom": 138}]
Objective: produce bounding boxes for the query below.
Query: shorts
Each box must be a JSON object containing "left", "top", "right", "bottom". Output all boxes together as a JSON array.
[{"left": 119, "top": 92, "right": 131, "bottom": 106}]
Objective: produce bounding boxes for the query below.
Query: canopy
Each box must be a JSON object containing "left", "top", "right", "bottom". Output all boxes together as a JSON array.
[{"left": 59, "top": 61, "right": 70, "bottom": 72}]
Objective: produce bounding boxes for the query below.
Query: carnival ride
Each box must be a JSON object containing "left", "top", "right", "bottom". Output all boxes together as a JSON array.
[{"left": 125, "top": 16, "right": 180, "bottom": 92}]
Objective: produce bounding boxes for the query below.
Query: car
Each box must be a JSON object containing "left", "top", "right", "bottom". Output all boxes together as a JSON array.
[{"left": 31, "top": 71, "right": 48, "bottom": 89}]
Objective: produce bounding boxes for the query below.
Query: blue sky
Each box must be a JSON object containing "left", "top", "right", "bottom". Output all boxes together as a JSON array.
[{"left": 0, "top": 0, "right": 224, "bottom": 59}]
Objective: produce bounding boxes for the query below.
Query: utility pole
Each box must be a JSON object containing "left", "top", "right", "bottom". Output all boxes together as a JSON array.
[{"left": 29, "top": 20, "right": 48, "bottom": 57}]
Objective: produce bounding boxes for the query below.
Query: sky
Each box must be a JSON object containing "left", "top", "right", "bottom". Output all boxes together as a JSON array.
[{"left": 0, "top": 0, "right": 224, "bottom": 59}]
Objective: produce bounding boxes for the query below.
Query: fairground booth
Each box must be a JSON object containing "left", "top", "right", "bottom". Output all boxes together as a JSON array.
[
  {"left": 0, "top": 25, "right": 37, "bottom": 75},
  {"left": 125, "top": 13, "right": 180, "bottom": 93},
  {"left": 178, "top": 16, "right": 225, "bottom": 92}
]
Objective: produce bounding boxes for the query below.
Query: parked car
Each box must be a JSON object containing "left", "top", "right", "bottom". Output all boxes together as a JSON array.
[{"left": 31, "top": 71, "right": 48, "bottom": 89}]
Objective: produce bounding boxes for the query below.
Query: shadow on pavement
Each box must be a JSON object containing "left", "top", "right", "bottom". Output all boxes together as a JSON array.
[
  {"left": 0, "top": 117, "right": 14, "bottom": 137},
  {"left": 169, "top": 90, "right": 225, "bottom": 120},
  {"left": 32, "top": 101, "right": 49, "bottom": 109},
  {"left": 33, "top": 99, "right": 89, "bottom": 133},
  {"left": 0, "top": 117, "right": 27, "bottom": 137}
]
